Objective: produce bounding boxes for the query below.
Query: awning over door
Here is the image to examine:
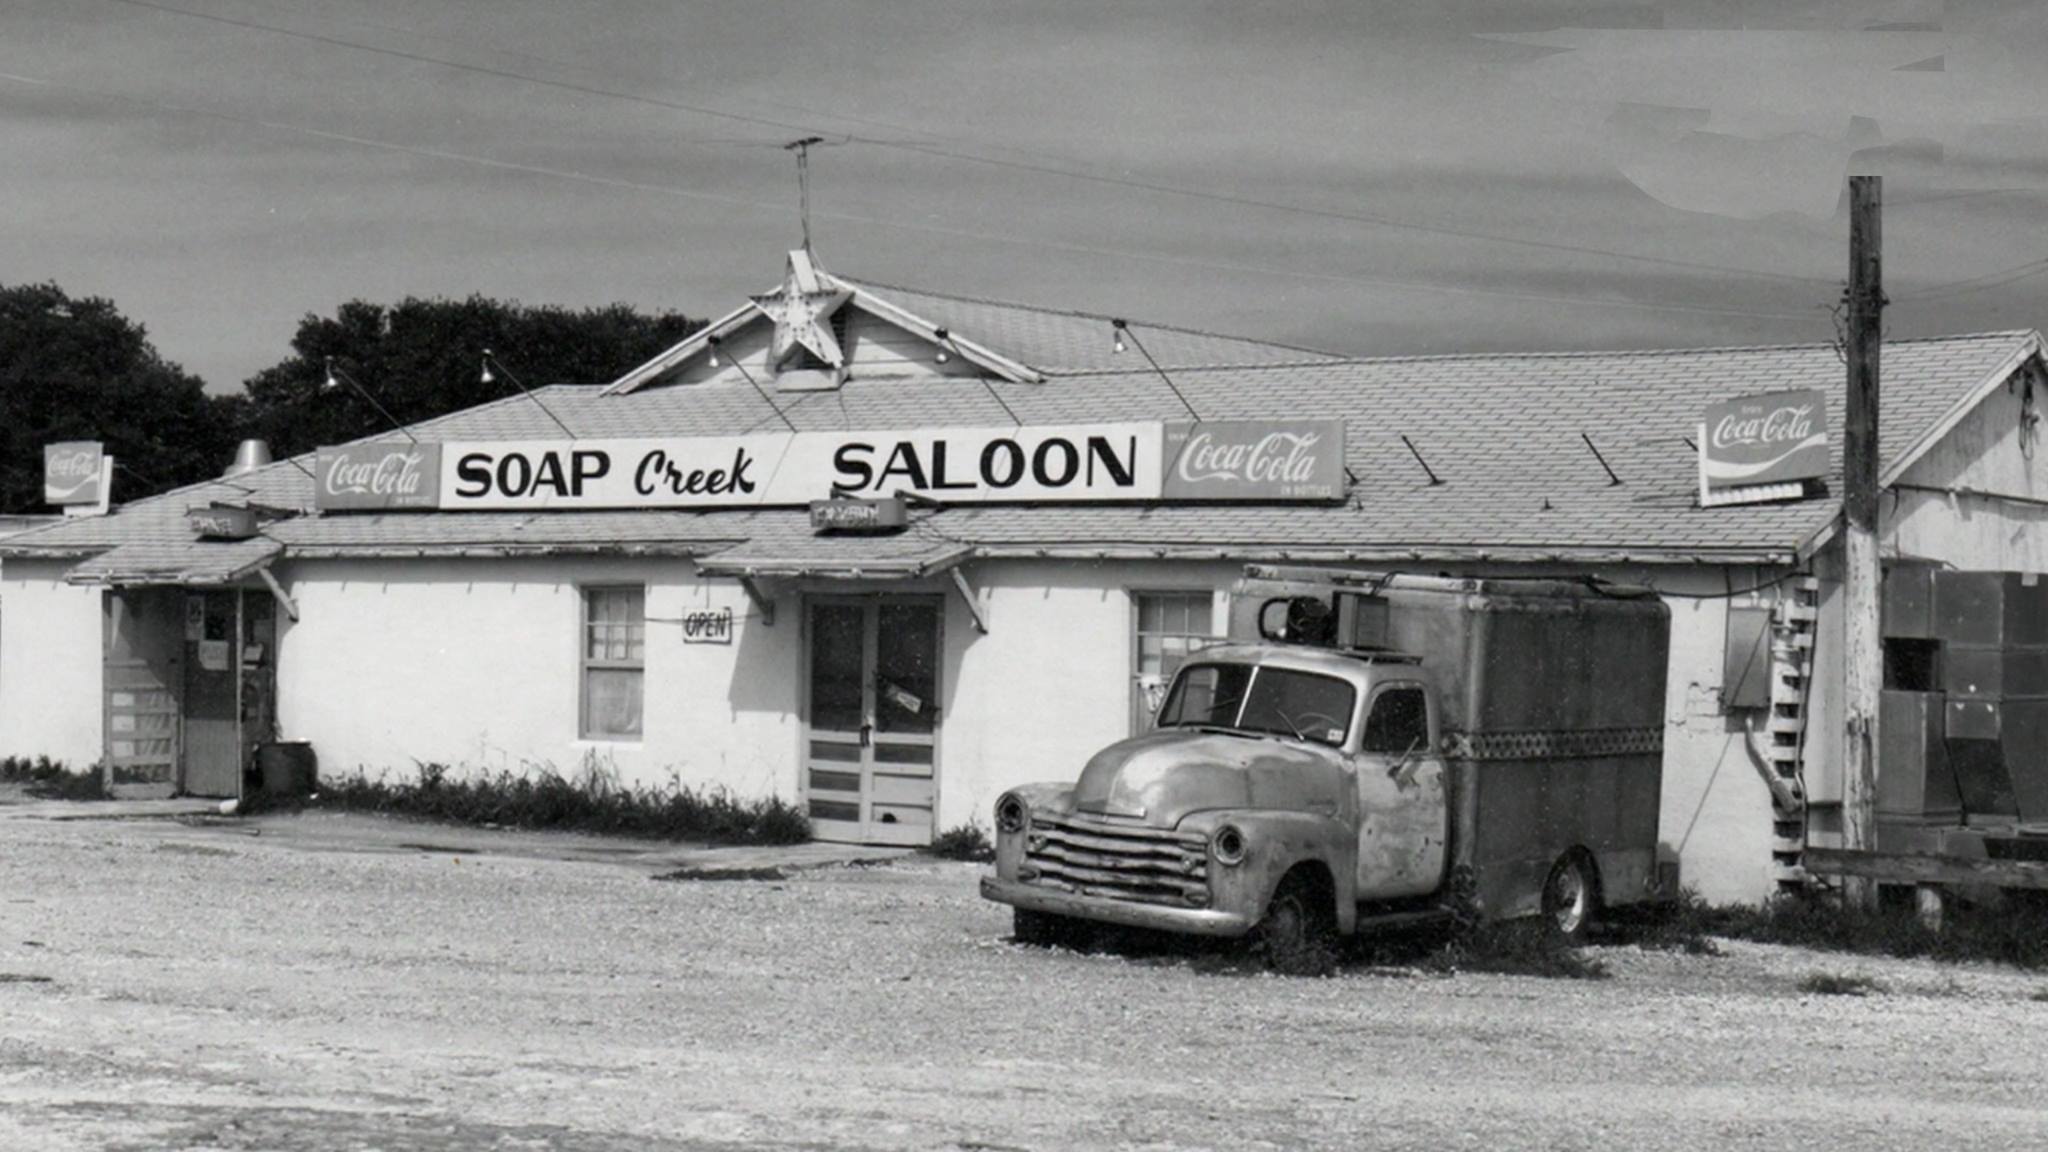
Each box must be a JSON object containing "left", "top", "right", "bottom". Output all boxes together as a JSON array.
[
  {"left": 695, "top": 525, "right": 969, "bottom": 580},
  {"left": 64, "top": 538, "right": 282, "bottom": 587}
]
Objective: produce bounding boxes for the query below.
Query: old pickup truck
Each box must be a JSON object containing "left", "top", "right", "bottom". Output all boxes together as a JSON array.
[{"left": 980, "top": 565, "right": 1672, "bottom": 967}]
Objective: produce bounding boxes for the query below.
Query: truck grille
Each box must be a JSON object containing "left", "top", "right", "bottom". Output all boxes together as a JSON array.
[{"left": 1019, "top": 812, "right": 1210, "bottom": 907}]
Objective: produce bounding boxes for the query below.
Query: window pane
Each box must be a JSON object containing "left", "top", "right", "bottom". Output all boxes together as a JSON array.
[
  {"left": 1240, "top": 669, "right": 1356, "bottom": 746},
  {"left": 584, "top": 668, "right": 643, "bottom": 738},
  {"left": 1362, "top": 688, "right": 1428, "bottom": 754}
]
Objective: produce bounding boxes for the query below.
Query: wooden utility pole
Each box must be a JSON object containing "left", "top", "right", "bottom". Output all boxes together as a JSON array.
[{"left": 1841, "top": 174, "right": 1884, "bottom": 909}]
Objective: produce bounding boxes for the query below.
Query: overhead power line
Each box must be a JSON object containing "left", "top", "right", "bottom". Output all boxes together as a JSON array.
[
  {"left": 0, "top": 70, "right": 1824, "bottom": 323},
  {"left": 97, "top": 0, "right": 1829, "bottom": 292}
]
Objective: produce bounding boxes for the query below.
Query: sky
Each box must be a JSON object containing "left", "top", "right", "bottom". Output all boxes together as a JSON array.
[{"left": 8, "top": 0, "right": 2048, "bottom": 393}]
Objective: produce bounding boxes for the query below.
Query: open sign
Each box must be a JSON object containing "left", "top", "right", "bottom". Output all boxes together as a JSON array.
[{"left": 680, "top": 608, "right": 733, "bottom": 644}]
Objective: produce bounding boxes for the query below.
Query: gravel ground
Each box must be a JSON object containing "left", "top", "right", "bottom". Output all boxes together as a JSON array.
[{"left": 3, "top": 805, "right": 2047, "bottom": 1151}]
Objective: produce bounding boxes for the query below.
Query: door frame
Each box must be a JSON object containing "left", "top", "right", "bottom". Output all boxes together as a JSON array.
[{"left": 799, "top": 591, "right": 946, "bottom": 845}]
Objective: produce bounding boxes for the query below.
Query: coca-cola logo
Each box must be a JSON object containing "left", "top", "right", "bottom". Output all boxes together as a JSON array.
[
  {"left": 1700, "top": 389, "right": 1829, "bottom": 491},
  {"left": 315, "top": 443, "right": 442, "bottom": 510},
  {"left": 1162, "top": 420, "right": 1346, "bottom": 501},
  {"left": 1711, "top": 404, "right": 1816, "bottom": 451},
  {"left": 43, "top": 441, "right": 104, "bottom": 504},
  {"left": 1176, "top": 430, "right": 1325, "bottom": 485}
]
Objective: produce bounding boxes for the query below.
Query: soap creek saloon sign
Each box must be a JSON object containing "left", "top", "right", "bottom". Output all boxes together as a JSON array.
[{"left": 312, "top": 419, "right": 1346, "bottom": 512}]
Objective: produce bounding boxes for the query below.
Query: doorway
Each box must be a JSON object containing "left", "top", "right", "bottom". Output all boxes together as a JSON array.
[{"left": 803, "top": 596, "right": 942, "bottom": 846}]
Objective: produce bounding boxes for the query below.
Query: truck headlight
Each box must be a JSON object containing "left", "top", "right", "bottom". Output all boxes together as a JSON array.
[
  {"left": 995, "top": 793, "right": 1029, "bottom": 834},
  {"left": 1211, "top": 824, "right": 1247, "bottom": 867}
]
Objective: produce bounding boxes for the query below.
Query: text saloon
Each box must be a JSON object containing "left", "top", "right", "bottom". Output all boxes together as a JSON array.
[{"left": 822, "top": 423, "right": 1165, "bottom": 503}]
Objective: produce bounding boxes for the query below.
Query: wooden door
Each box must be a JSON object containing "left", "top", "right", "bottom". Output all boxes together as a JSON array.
[
  {"left": 103, "top": 590, "right": 181, "bottom": 799},
  {"left": 181, "top": 591, "right": 242, "bottom": 798},
  {"left": 802, "top": 597, "right": 942, "bottom": 846}
]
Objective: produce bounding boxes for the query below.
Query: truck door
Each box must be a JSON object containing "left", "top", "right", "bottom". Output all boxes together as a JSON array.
[{"left": 1353, "top": 682, "right": 1449, "bottom": 900}]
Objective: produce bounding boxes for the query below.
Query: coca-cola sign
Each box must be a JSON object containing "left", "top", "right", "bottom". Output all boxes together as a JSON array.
[
  {"left": 1699, "top": 389, "right": 1828, "bottom": 495},
  {"left": 43, "top": 441, "right": 105, "bottom": 506},
  {"left": 1162, "top": 420, "right": 1347, "bottom": 501},
  {"left": 315, "top": 443, "right": 443, "bottom": 510}
]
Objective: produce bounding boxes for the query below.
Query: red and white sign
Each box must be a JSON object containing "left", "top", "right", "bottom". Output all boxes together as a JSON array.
[
  {"left": 314, "top": 444, "right": 443, "bottom": 511},
  {"left": 1163, "top": 420, "right": 1346, "bottom": 501},
  {"left": 1699, "top": 389, "right": 1828, "bottom": 505},
  {"left": 43, "top": 441, "right": 106, "bottom": 507}
]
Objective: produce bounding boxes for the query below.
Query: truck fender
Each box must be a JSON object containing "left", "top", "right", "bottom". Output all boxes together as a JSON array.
[{"left": 1180, "top": 809, "right": 1358, "bottom": 934}]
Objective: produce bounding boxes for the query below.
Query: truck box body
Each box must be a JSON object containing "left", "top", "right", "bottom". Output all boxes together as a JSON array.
[{"left": 1232, "top": 567, "right": 1671, "bottom": 919}]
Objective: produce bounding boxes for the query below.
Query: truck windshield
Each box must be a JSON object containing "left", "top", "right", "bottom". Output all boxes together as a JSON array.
[{"left": 1156, "top": 663, "right": 1356, "bottom": 747}]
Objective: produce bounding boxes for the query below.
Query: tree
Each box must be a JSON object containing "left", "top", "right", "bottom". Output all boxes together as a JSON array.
[
  {"left": 0, "top": 283, "right": 248, "bottom": 513},
  {"left": 242, "top": 296, "right": 702, "bottom": 457}
]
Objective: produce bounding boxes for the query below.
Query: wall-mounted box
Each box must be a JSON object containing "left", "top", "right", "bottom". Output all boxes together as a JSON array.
[
  {"left": 1883, "top": 564, "right": 1936, "bottom": 640},
  {"left": 1722, "top": 605, "right": 1773, "bottom": 710}
]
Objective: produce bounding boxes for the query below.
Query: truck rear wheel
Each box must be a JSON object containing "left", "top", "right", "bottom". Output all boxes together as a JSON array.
[
  {"left": 1012, "top": 907, "right": 1095, "bottom": 950},
  {"left": 1251, "top": 872, "right": 1337, "bottom": 976},
  {"left": 1542, "top": 853, "right": 1597, "bottom": 942}
]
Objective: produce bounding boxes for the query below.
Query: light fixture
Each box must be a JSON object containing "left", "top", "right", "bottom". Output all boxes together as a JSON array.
[
  {"left": 1112, "top": 319, "right": 1128, "bottom": 354},
  {"left": 933, "top": 327, "right": 950, "bottom": 364},
  {"left": 323, "top": 356, "right": 340, "bottom": 391},
  {"left": 480, "top": 350, "right": 496, "bottom": 385},
  {"left": 706, "top": 334, "right": 722, "bottom": 368}
]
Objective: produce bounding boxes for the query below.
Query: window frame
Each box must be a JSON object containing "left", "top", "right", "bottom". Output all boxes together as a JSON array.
[
  {"left": 578, "top": 584, "right": 647, "bottom": 742},
  {"left": 1359, "top": 682, "right": 1433, "bottom": 757},
  {"left": 1129, "top": 588, "right": 1219, "bottom": 734}
]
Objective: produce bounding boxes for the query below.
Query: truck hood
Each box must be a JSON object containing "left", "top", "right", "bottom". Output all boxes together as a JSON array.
[{"left": 1071, "top": 728, "right": 1347, "bottom": 829}]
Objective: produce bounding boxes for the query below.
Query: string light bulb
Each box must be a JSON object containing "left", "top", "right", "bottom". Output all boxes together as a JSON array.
[
  {"left": 479, "top": 350, "right": 496, "bottom": 385},
  {"left": 322, "top": 356, "right": 340, "bottom": 391},
  {"left": 707, "top": 334, "right": 723, "bottom": 368},
  {"left": 933, "top": 327, "right": 951, "bottom": 364},
  {"left": 1112, "top": 319, "right": 1128, "bottom": 354}
]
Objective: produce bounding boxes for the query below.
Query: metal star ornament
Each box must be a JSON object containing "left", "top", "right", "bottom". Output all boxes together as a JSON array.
[{"left": 751, "top": 250, "right": 852, "bottom": 371}]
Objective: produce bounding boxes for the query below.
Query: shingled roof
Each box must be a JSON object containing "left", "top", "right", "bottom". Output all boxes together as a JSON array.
[{"left": 3, "top": 283, "right": 2039, "bottom": 579}]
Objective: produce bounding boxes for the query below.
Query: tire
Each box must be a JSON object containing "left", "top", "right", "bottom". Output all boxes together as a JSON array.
[
  {"left": 1013, "top": 907, "right": 1095, "bottom": 950},
  {"left": 1251, "top": 873, "right": 1337, "bottom": 976},
  {"left": 1541, "top": 853, "right": 1598, "bottom": 943}
]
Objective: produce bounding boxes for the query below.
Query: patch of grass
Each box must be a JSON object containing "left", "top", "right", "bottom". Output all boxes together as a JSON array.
[
  {"left": 290, "top": 758, "right": 810, "bottom": 846},
  {"left": 652, "top": 866, "right": 787, "bottom": 883},
  {"left": 0, "top": 755, "right": 108, "bottom": 801},
  {"left": 1601, "top": 886, "right": 2048, "bottom": 971},
  {"left": 1423, "top": 919, "right": 1612, "bottom": 981},
  {"left": 1797, "top": 970, "right": 1884, "bottom": 997},
  {"left": 926, "top": 822, "right": 995, "bottom": 863}
]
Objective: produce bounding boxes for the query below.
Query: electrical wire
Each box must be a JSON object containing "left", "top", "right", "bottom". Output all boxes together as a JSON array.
[{"left": 92, "top": 0, "right": 1833, "bottom": 296}]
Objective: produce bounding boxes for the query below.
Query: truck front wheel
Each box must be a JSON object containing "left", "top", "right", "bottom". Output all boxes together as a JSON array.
[
  {"left": 1251, "top": 871, "right": 1337, "bottom": 976},
  {"left": 1012, "top": 907, "right": 1096, "bottom": 950}
]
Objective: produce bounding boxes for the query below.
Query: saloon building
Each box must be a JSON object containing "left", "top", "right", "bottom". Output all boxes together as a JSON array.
[{"left": 5, "top": 250, "right": 2048, "bottom": 903}]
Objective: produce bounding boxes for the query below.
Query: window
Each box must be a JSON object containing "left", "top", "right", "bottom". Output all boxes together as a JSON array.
[
  {"left": 1133, "top": 590, "right": 1215, "bottom": 732},
  {"left": 1361, "top": 687, "right": 1429, "bottom": 755},
  {"left": 581, "top": 587, "right": 645, "bottom": 739}
]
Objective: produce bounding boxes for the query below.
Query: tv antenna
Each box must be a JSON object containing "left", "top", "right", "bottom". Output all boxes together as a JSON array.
[{"left": 785, "top": 136, "right": 826, "bottom": 253}]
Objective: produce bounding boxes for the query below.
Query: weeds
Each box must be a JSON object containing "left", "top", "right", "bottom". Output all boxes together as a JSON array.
[
  {"left": 1602, "top": 886, "right": 2048, "bottom": 971},
  {"left": 297, "top": 759, "right": 810, "bottom": 846},
  {"left": 1797, "top": 971, "right": 1885, "bottom": 997},
  {"left": 926, "top": 822, "right": 995, "bottom": 863},
  {"left": 0, "top": 756, "right": 107, "bottom": 801},
  {"left": 1423, "top": 919, "right": 1612, "bottom": 981}
]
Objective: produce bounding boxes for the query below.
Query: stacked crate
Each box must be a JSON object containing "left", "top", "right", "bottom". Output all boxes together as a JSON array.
[{"left": 1880, "top": 569, "right": 2048, "bottom": 825}]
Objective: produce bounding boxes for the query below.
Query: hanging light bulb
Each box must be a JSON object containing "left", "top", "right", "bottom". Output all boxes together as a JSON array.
[
  {"left": 935, "top": 349, "right": 950, "bottom": 364},
  {"left": 1112, "top": 320, "right": 1128, "bottom": 354},
  {"left": 933, "top": 327, "right": 950, "bottom": 364},
  {"left": 323, "top": 356, "right": 340, "bottom": 390},
  {"left": 708, "top": 351, "right": 721, "bottom": 368},
  {"left": 479, "top": 350, "right": 496, "bottom": 385},
  {"left": 706, "top": 334, "right": 723, "bottom": 368}
]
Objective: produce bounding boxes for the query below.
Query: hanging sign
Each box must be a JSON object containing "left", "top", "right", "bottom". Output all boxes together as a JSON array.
[
  {"left": 679, "top": 608, "right": 733, "bottom": 644},
  {"left": 1162, "top": 419, "right": 1347, "bottom": 501},
  {"left": 188, "top": 504, "right": 259, "bottom": 540},
  {"left": 43, "top": 441, "right": 106, "bottom": 507},
  {"left": 811, "top": 496, "right": 908, "bottom": 533},
  {"left": 1698, "top": 389, "right": 1828, "bottom": 506}
]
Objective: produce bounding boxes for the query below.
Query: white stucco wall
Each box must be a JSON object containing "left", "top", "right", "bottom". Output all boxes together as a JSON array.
[
  {"left": 0, "top": 562, "right": 103, "bottom": 768},
  {"left": 275, "top": 556, "right": 800, "bottom": 799}
]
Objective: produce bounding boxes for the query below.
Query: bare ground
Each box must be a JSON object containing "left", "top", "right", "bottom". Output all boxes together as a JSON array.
[{"left": 2, "top": 803, "right": 2046, "bottom": 1151}]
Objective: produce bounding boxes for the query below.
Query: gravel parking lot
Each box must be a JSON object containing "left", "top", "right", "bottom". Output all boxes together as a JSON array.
[{"left": 3, "top": 804, "right": 2047, "bottom": 1151}]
